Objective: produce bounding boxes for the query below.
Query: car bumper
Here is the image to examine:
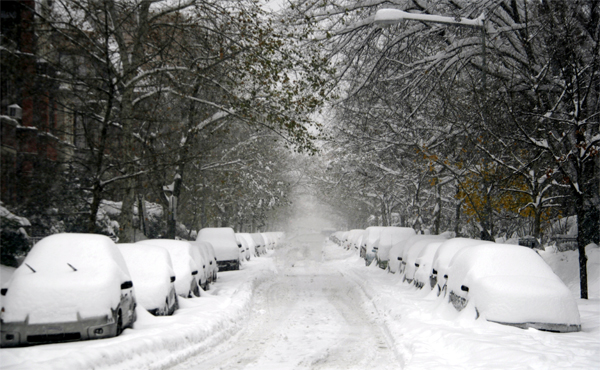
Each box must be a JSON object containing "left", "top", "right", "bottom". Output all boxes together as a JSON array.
[
  {"left": 217, "top": 259, "right": 239, "bottom": 271},
  {"left": 1, "top": 314, "right": 118, "bottom": 347}
]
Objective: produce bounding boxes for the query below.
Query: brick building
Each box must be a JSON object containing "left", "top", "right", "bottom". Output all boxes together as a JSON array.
[{"left": 1, "top": 0, "right": 60, "bottom": 205}]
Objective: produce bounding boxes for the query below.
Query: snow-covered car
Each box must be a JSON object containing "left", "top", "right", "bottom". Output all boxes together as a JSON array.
[
  {"left": 250, "top": 233, "right": 266, "bottom": 256},
  {"left": 117, "top": 243, "right": 178, "bottom": 316},
  {"left": 1, "top": 233, "right": 136, "bottom": 347},
  {"left": 197, "top": 228, "right": 240, "bottom": 271},
  {"left": 446, "top": 243, "right": 581, "bottom": 332},
  {"left": 344, "top": 229, "right": 365, "bottom": 250},
  {"left": 199, "top": 241, "right": 218, "bottom": 282},
  {"left": 261, "top": 232, "right": 275, "bottom": 250},
  {"left": 235, "top": 233, "right": 252, "bottom": 261},
  {"left": 430, "top": 238, "right": 496, "bottom": 296},
  {"left": 400, "top": 235, "right": 450, "bottom": 283},
  {"left": 412, "top": 241, "right": 444, "bottom": 289},
  {"left": 360, "top": 226, "right": 387, "bottom": 265},
  {"left": 237, "top": 233, "right": 258, "bottom": 259},
  {"left": 375, "top": 227, "right": 415, "bottom": 269},
  {"left": 194, "top": 240, "right": 218, "bottom": 287},
  {"left": 137, "top": 239, "right": 200, "bottom": 298}
]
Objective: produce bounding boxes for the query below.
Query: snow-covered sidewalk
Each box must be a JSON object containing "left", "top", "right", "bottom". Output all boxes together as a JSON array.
[
  {"left": 324, "top": 242, "right": 600, "bottom": 370},
  {"left": 0, "top": 257, "right": 277, "bottom": 370}
]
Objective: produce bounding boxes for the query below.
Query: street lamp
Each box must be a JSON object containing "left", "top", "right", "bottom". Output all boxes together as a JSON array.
[{"left": 373, "top": 8, "right": 487, "bottom": 90}]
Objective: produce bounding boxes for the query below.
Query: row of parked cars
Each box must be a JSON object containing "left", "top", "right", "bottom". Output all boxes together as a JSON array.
[
  {"left": 331, "top": 227, "right": 581, "bottom": 333},
  {"left": 0, "top": 229, "right": 284, "bottom": 347}
]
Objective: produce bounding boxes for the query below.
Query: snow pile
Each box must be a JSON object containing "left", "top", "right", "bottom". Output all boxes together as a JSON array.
[{"left": 540, "top": 243, "right": 600, "bottom": 299}]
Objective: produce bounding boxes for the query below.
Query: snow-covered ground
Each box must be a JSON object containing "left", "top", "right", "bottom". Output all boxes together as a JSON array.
[{"left": 1, "top": 235, "right": 599, "bottom": 369}]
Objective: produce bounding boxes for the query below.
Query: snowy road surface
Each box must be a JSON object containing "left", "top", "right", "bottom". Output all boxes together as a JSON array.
[{"left": 172, "top": 234, "right": 401, "bottom": 369}]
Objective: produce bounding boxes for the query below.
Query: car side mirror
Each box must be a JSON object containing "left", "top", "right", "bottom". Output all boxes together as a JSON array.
[
  {"left": 192, "top": 270, "right": 198, "bottom": 276},
  {"left": 432, "top": 269, "right": 437, "bottom": 275},
  {"left": 461, "top": 285, "right": 469, "bottom": 292},
  {"left": 415, "top": 263, "right": 419, "bottom": 267},
  {"left": 397, "top": 257, "right": 402, "bottom": 261},
  {"left": 170, "top": 276, "right": 176, "bottom": 283},
  {"left": 1, "top": 288, "right": 7, "bottom": 296},
  {"left": 121, "top": 281, "right": 133, "bottom": 290}
]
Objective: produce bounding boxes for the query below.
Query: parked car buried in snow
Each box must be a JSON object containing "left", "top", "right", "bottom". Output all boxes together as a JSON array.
[
  {"left": 137, "top": 239, "right": 201, "bottom": 298},
  {"left": 1, "top": 233, "right": 137, "bottom": 347},
  {"left": 117, "top": 243, "right": 178, "bottom": 316},
  {"left": 445, "top": 243, "right": 581, "bottom": 332},
  {"left": 375, "top": 227, "right": 415, "bottom": 269},
  {"left": 430, "top": 238, "right": 496, "bottom": 297},
  {"left": 360, "top": 227, "right": 387, "bottom": 266},
  {"left": 197, "top": 228, "right": 241, "bottom": 271},
  {"left": 250, "top": 233, "right": 267, "bottom": 256}
]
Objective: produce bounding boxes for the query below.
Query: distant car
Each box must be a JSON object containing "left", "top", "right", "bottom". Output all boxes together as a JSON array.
[
  {"left": 137, "top": 239, "right": 200, "bottom": 298},
  {"left": 1, "top": 233, "right": 136, "bottom": 347},
  {"left": 250, "top": 233, "right": 266, "bottom": 256},
  {"left": 344, "top": 229, "right": 365, "bottom": 250},
  {"left": 237, "top": 233, "right": 258, "bottom": 259},
  {"left": 235, "top": 234, "right": 252, "bottom": 261},
  {"left": 118, "top": 243, "right": 178, "bottom": 316},
  {"left": 375, "top": 227, "right": 415, "bottom": 269},
  {"left": 430, "top": 238, "right": 496, "bottom": 296},
  {"left": 446, "top": 243, "right": 581, "bottom": 332},
  {"left": 197, "top": 228, "right": 240, "bottom": 271}
]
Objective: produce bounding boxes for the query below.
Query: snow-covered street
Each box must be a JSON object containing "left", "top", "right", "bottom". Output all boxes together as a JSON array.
[
  {"left": 1, "top": 232, "right": 599, "bottom": 369},
  {"left": 172, "top": 233, "right": 401, "bottom": 370}
]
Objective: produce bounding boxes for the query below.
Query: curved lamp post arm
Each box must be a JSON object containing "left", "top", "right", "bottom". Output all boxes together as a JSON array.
[{"left": 374, "top": 9, "right": 485, "bottom": 29}]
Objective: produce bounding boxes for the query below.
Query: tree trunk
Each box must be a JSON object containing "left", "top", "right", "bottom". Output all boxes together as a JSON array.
[
  {"left": 576, "top": 195, "right": 589, "bottom": 299},
  {"left": 88, "top": 182, "right": 103, "bottom": 233},
  {"left": 118, "top": 180, "right": 136, "bottom": 242}
]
